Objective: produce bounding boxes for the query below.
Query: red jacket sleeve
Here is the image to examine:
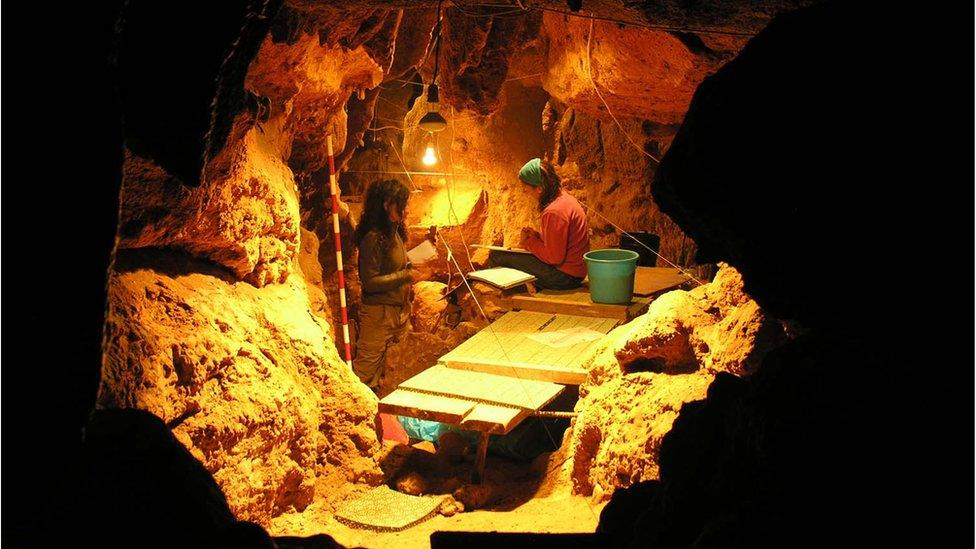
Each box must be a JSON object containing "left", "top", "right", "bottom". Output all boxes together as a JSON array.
[{"left": 524, "top": 211, "right": 569, "bottom": 266}]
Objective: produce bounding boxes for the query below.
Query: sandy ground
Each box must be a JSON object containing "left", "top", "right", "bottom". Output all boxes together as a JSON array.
[{"left": 275, "top": 494, "right": 605, "bottom": 548}]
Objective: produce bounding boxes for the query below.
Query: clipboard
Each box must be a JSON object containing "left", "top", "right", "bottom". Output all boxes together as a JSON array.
[{"left": 470, "top": 244, "right": 532, "bottom": 254}]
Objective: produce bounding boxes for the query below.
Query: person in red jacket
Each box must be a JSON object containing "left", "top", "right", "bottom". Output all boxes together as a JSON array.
[{"left": 488, "top": 158, "right": 590, "bottom": 289}]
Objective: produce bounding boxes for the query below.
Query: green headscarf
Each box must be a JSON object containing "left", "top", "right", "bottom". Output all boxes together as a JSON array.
[{"left": 518, "top": 158, "right": 543, "bottom": 187}]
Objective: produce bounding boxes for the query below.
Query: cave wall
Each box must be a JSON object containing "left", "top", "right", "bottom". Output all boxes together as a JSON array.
[
  {"left": 351, "top": 4, "right": 767, "bottom": 269},
  {"left": 105, "top": 120, "right": 383, "bottom": 524},
  {"left": 100, "top": 3, "right": 396, "bottom": 528},
  {"left": 598, "top": 1, "right": 972, "bottom": 546}
]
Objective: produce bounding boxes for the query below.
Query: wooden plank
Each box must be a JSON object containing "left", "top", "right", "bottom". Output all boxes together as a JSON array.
[
  {"left": 399, "top": 364, "right": 564, "bottom": 411},
  {"left": 380, "top": 390, "right": 532, "bottom": 434},
  {"left": 443, "top": 357, "right": 587, "bottom": 385},
  {"left": 510, "top": 288, "right": 651, "bottom": 321},
  {"left": 511, "top": 294, "right": 629, "bottom": 320},
  {"left": 378, "top": 389, "right": 476, "bottom": 424},
  {"left": 633, "top": 267, "right": 691, "bottom": 296},
  {"left": 626, "top": 298, "right": 652, "bottom": 319},
  {"left": 439, "top": 311, "right": 616, "bottom": 383},
  {"left": 460, "top": 404, "right": 529, "bottom": 435}
]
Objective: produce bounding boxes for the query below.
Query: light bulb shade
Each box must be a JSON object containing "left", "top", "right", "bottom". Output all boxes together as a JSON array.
[
  {"left": 419, "top": 83, "right": 448, "bottom": 132},
  {"left": 422, "top": 144, "right": 437, "bottom": 166},
  {"left": 419, "top": 111, "right": 447, "bottom": 133}
]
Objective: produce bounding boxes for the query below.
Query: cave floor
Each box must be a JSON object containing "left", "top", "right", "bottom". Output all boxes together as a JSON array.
[
  {"left": 272, "top": 493, "right": 605, "bottom": 548},
  {"left": 269, "top": 441, "right": 604, "bottom": 548}
]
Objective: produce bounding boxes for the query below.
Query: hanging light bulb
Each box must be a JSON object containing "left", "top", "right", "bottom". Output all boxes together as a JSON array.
[
  {"left": 419, "top": 2, "right": 448, "bottom": 134},
  {"left": 422, "top": 133, "right": 438, "bottom": 166}
]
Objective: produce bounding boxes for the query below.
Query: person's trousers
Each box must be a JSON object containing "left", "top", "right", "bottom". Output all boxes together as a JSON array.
[
  {"left": 353, "top": 302, "right": 410, "bottom": 390},
  {"left": 487, "top": 250, "right": 583, "bottom": 290}
]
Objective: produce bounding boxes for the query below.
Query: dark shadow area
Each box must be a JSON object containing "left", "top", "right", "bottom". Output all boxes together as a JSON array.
[
  {"left": 39, "top": 409, "right": 236, "bottom": 545},
  {"left": 600, "top": 1, "right": 974, "bottom": 547},
  {"left": 2, "top": 1, "right": 124, "bottom": 544},
  {"left": 113, "top": 247, "right": 240, "bottom": 283},
  {"left": 622, "top": 356, "right": 699, "bottom": 375}
]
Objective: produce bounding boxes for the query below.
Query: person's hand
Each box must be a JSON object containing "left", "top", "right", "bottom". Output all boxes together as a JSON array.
[{"left": 519, "top": 227, "right": 538, "bottom": 247}]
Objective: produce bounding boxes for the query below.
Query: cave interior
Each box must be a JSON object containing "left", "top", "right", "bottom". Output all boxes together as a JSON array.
[{"left": 1, "top": 0, "right": 972, "bottom": 547}]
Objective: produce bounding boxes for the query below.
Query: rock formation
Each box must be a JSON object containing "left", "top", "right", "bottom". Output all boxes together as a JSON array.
[
  {"left": 100, "top": 249, "right": 381, "bottom": 523},
  {"left": 564, "top": 264, "right": 784, "bottom": 500}
]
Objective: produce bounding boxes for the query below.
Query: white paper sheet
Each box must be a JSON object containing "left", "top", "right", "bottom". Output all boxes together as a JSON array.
[
  {"left": 526, "top": 326, "right": 607, "bottom": 348},
  {"left": 406, "top": 239, "right": 438, "bottom": 264}
]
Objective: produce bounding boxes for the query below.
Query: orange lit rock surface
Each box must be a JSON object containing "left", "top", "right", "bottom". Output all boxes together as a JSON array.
[
  {"left": 541, "top": 12, "right": 732, "bottom": 124},
  {"left": 99, "top": 251, "right": 381, "bottom": 524},
  {"left": 411, "top": 281, "right": 449, "bottom": 333},
  {"left": 118, "top": 120, "right": 299, "bottom": 287},
  {"left": 563, "top": 264, "right": 784, "bottom": 499},
  {"left": 246, "top": 32, "right": 384, "bottom": 173}
]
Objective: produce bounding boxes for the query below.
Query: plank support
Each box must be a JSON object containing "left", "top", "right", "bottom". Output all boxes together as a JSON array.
[{"left": 473, "top": 431, "right": 490, "bottom": 484}]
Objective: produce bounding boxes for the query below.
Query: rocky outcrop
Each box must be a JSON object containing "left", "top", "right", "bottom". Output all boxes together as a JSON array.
[
  {"left": 564, "top": 264, "right": 783, "bottom": 499},
  {"left": 118, "top": 119, "right": 300, "bottom": 287},
  {"left": 547, "top": 103, "right": 696, "bottom": 267},
  {"left": 99, "top": 250, "right": 381, "bottom": 525},
  {"left": 541, "top": 12, "right": 734, "bottom": 125},
  {"left": 411, "top": 281, "right": 449, "bottom": 333},
  {"left": 246, "top": 32, "right": 384, "bottom": 175}
]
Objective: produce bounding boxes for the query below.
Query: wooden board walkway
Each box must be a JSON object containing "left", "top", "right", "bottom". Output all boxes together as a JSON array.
[
  {"left": 378, "top": 365, "right": 561, "bottom": 435},
  {"left": 378, "top": 364, "right": 566, "bottom": 483},
  {"left": 633, "top": 266, "right": 692, "bottom": 296},
  {"left": 399, "top": 364, "right": 565, "bottom": 410},
  {"left": 439, "top": 310, "right": 617, "bottom": 385}
]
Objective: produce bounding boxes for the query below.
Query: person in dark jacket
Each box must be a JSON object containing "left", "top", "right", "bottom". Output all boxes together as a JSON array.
[{"left": 352, "top": 179, "right": 424, "bottom": 391}]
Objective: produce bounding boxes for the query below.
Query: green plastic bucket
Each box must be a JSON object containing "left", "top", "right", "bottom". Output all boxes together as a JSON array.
[{"left": 584, "top": 248, "right": 640, "bottom": 304}]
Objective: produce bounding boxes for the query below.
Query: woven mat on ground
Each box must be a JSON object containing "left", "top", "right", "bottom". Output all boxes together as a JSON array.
[{"left": 335, "top": 486, "right": 445, "bottom": 531}]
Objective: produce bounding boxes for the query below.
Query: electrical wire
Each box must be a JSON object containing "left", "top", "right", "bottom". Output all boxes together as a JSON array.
[
  {"left": 387, "top": 138, "right": 420, "bottom": 191},
  {"left": 432, "top": 232, "right": 570, "bottom": 488},
  {"left": 376, "top": 95, "right": 409, "bottom": 113},
  {"left": 450, "top": 4, "right": 526, "bottom": 17},
  {"left": 430, "top": 0, "right": 444, "bottom": 84},
  {"left": 583, "top": 204, "right": 705, "bottom": 286},
  {"left": 504, "top": 71, "right": 544, "bottom": 82},
  {"left": 585, "top": 13, "right": 661, "bottom": 165},
  {"left": 446, "top": 104, "right": 477, "bottom": 272}
]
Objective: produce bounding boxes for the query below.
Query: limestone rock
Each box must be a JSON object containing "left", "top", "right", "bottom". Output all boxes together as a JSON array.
[
  {"left": 411, "top": 281, "right": 449, "bottom": 333},
  {"left": 569, "top": 371, "right": 715, "bottom": 497},
  {"left": 118, "top": 118, "right": 300, "bottom": 287},
  {"left": 564, "top": 264, "right": 784, "bottom": 498},
  {"left": 98, "top": 250, "right": 382, "bottom": 525},
  {"left": 246, "top": 32, "right": 384, "bottom": 175},
  {"left": 542, "top": 12, "right": 723, "bottom": 124},
  {"left": 381, "top": 332, "right": 451, "bottom": 398}
]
